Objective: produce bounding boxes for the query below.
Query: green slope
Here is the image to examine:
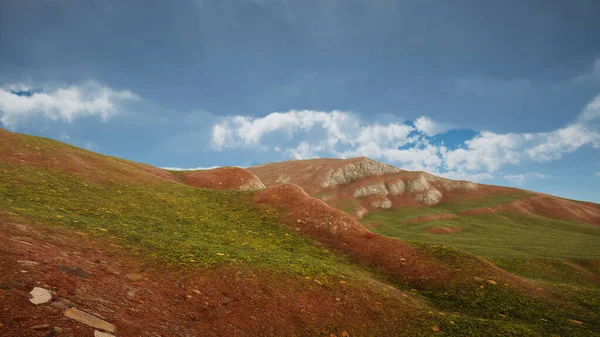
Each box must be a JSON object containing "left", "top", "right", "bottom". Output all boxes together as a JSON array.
[{"left": 2, "top": 129, "right": 599, "bottom": 336}]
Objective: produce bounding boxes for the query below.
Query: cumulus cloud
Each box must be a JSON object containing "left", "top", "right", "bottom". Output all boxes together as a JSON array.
[
  {"left": 504, "top": 172, "right": 551, "bottom": 185},
  {"left": 210, "top": 94, "right": 600, "bottom": 182},
  {"left": 413, "top": 116, "right": 452, "bottom": 136},
  {"left": 0, "top": 81, "right": 138, "bottom": 128}
]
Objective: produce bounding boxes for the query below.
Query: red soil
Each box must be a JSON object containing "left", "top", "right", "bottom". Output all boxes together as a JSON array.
[
  {"left": 253, "top": 184, "right": 539, "bottom": 294},
  {"left": 254, "top": 184, "right": 452, "bottom": 287},
  {"left": 179, "top": 167, "right": 264, "bottom": 191},
  {"left": 461, "top": 194, "right": 600, "bottom": 226},
  {"left": 426, "top": 227, "right": 464, "bottom": 234},
  {"left": 0, "top": 221, "right": 424, "bottom": 337}
]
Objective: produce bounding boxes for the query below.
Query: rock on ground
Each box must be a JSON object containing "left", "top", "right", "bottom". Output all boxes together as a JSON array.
[
  {"left": 64, "top": 307, "right": 116, "bottom": 333},
  {"left": 29, "top": 287, "right": 52, "bottom": 305}
]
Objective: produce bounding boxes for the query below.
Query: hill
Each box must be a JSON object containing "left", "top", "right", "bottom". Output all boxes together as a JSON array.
[{"left": 1, "top": 128, "right": 599, "bottom": 336}]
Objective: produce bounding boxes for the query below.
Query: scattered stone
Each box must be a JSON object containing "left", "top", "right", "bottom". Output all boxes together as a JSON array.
[
  {"left": 18, "top": 260, "right": 40, "bottom": 267},
  {"left": 314, "top": 279, "right": 323, "bottom": 286},
  {"left": 569, "top": 319, "right": 583, "bottom": 325},
  {"left": 127, "top": 291, "right": 136, "bottom": 298},
  {"left": 43, "top": 330, "right": 56, "bottom": 337},
  {"left": 10, "top": 279, "right": 27, "bottom": 290},
  {"left": 94, "top": 330, "right": 116, "bottom": 337},
  {"left": 432, "top": 326, "right": 441, "bottom": 332},
  {"left": 51, "top": 299, "right": 73, "bottom": 310},
  {"left": 29, "top": 287, "right": 52, "bottom": 305},
  {"left": 341, "top": 331, "right": 350, "bottom": 337},
  {"left": 53, "top": 327, "right": 63, "bottom": 332},
  {"left": 498, "top": 313, "right": 506, "bottom": 318},
  {"left": 56, "top": 265, "right": 92, "bottom": 279},
  {"left": 250, "top": 316, "right": 257, "bottom": 322},
  {"left": 30, "top": 324, "right": 51, "bottom": 330},
  {"left": 487, "top": 279, "right": 498, "bottom": 285},
  {"left": 473, "top": 276, "right": 484, "bottom": 282},
  {"left": 221, "top": 298, "right": 230, "bottom": 306},
  {"left": 64, "top": 307, "right": 116, "bottom": 332},
  {"left": 126, "top": 273, "right": 144, "bottom": 281}
]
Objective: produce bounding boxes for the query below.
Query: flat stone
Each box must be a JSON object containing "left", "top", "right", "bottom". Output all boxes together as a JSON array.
[
  {"left": 94, "top": 330, "right": 116, "bottom": 337},
  {"left": 64, "top": 308, "right": 115, "bottom": 332},
  {"left": 18, "top": 260, "right": 40, "bottom": 267},
  {"left": 29, "top": 287, "right": 52, "bottom": 305},
  {"left": 473, "top": 276, "right": 484, "bottom": 282},
  {"left": 50, "top": 300, "right": 72, "bottom": 310},
  {"left": 56, "top": 266, "right": 92, "bottom": 279},
  {"left": 30, "top": 323, "right": 51, "bottom": 330}
]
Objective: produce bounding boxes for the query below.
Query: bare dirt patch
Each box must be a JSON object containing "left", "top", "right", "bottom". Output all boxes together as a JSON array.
[{"left": 179, "top": 167, "right": 265, "bottom": 191}]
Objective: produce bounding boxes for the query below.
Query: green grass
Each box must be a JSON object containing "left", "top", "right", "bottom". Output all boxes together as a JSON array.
[
  {"left": 363, "top": 212, "right": 600, "bottom": 259},
  {"left": 0, "top": 163, "right": 358, "bottom": 278},
  {"left": 360, "top": 193, "right": 600, "bottom": 335},
  {"left": 2, "top": 130, "right": 600, "bottom": 336}
]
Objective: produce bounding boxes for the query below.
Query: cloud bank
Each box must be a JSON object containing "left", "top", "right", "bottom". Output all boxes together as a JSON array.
[
  {"left": 210, "top": 94, "right": 600, "bottom": 181},
  {"left": 0, "top": 81, "right": 138, "bottom": 129}
]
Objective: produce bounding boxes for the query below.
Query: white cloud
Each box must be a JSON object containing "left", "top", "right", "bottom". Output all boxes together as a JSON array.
[
  {"left": 504, "top": 172, "right": 551, "bottom": 185},
  {"left": 0, "top": 81, "right": 138, "bottom": 129},
  {"left": 595, "top": 172, "right": 600, "bottom": 177},
  {"left": 210, "top": 93, "right": 600, "bottom": 182},
  {"left": 414, "top": 116, "right": 452, "bottom": 136}
]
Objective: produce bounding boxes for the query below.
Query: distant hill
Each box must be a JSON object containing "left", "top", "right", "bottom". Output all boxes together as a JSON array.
[{"left": 1, "top": 128, "right": 599, "bottom": 336}]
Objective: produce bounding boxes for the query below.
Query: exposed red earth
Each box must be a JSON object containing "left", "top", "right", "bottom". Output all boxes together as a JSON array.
[
  {"left": 2, "top": 129, "right": 599, "bottom": 336},
  {"left": 0, "top": 220, "right": 428, "bottom": 337}
]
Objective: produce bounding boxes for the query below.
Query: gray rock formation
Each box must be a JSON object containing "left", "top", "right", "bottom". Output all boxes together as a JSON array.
[
  {"left": 414, "top": 188, "right": 443, "bottom": 206},
  {"left": 322, "top": 158, "right": 400, "bottom": 187},
  {"left": 353, "top": 183, "right": 389, "bottom": 198}
]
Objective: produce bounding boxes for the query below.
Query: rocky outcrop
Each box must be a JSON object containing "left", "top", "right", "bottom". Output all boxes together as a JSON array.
[
  {"left": 322, "top": 158, "right": 400, "bottom": 187},
  {"left": 387, "top": 180, "right": 406, "bottom": 195},
  {"left": 406, "top": 176, "right": 430, "bottom": 192},
  {"left": 415, "top": 188, "right": 443, "bottom": 206},
  {"left": 353, "top": 183, "right": 389, "bottom": 198},
  {"left": 370, "top": 196, "right": 393, "bottom": 209},
  {"left": 424, "top": 174, "right": 477, "bottom": 191}
]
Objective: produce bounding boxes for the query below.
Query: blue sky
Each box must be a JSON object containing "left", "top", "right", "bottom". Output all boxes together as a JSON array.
[{"left": 1, "top": 0, "right": 600, "bottom": 202}]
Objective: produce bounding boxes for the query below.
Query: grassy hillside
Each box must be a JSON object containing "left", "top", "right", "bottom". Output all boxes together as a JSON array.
[{"left": 1, "top": 129, "right": 599, "bottom": 336}]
